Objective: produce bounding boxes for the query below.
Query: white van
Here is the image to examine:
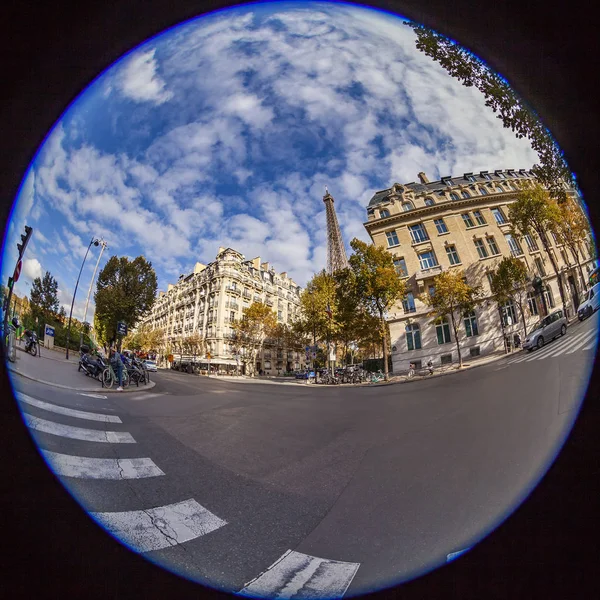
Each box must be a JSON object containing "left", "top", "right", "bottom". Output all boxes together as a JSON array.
[{"left": 577, "top": 283, "right": 600, "bottom": 320}]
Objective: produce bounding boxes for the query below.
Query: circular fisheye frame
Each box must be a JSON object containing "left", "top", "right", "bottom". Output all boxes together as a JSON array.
[{"left": 2, "top": 1, "right": 598, "bottom": 597}]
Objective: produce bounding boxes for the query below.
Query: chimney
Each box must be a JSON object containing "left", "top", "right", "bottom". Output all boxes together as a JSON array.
[{"left": 418, "top": 172, "right": 429, "bottom": 184}]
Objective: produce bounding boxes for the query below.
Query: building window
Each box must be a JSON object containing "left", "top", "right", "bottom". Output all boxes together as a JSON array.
[
  {"left": 479, "top": 186, "right": 489, "bottom": 195},
  {"left": 409, "top": 223, "right": 429, "bottom": 243},
  {"left": 461, "top": 190, "right": 470, "bottom": 198},
  {"left": 509, "top": 182, "right": 518, "bottom": 191},
  {"left": 393, "top": 257, "right": 408, "bottom": 277},
  {"left": 527, "top": 292, "right": 539, "bottom": 316},
  {"left": 464, "top": 311, "right": 479, "bottom": 337},
  {"left": 505, "top": 233, "right": 524, "bottom": 257},
  {"left": 544, "top": 287, "right": 555, "bottom": 309},
  {"left": 551, "top": 232, "right": 559, "bottom": 245},
  {"left": 386, "top": 230, "right": 400, "bottom": 247},
  {"left": 443, "top": 178, "right": 453, "bottom": 187},
  {"left": 406, "top": 323, "right": 421, "bottom": 351},
  {"left": 446, "top": 244, "right": 461, "bottom": 265},
  {"left": 418, "top": 251, "right": 438, "bottom": 270},
  {"left": 402, "top": 202, "right": 414, "bottom": 212},
  {"left": 486, "top": 272, "right": 494, "bottom": 288},
  {"left": 402, "top": 292, "right": 416, "bottom": 313},
  {"left": 491, "top": 208, "right": 507, "bottom": 224},
  {"left": 461, "top": 213, "right": 475, "bottom": 228},
  {"left": 474, "top": 238, "right": 489, "bottom": 259},
  {"left": 482, "top": 172, "right": 491, "bottom": 180},
  {"left": 434, "top": 218, "right": 448, "bottom": 234},
  {"left": 436, "top": 317, "right": 452, "bottom": 344},
  {"left": 524, "top": 234, "right": 539, "bottom": 252},
  {"left": 486, "top": 236, "right": 500, "bottom": 255},
  {"left": 428, "top": 285, "right": 435, "bottom": 296},
  {"left": 230, "top": 311, "right": 235, "bottom": 322},
  {"left": 424, "top": 197, "right": 435, "bottom": 206},
  {"left": 496, "top": 171, "right": 506, "bottom": 179},
  {"left": 561, "top": 249, "right": 569, "bottom": 265},
  {"left": 379, "top": 209, "right": 390, "bottom": 218},
  {"left": 501, "top": 300, "right": 517, "bottom": 326},
  {"left": 450, "top": 192, "right": 460, "bottom": 201},
  {"left": 466, "top": 174, "right": 475, "bottom": 183},
  {"left": 534, "top": 256, "right": 546, "bottom": 277},
  {"left": 473, "top": 210, "right": 486, "bottom": 225}
]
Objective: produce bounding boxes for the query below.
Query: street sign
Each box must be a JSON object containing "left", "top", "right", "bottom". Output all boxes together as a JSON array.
[
  {"left": 117, "top": 321, "right": 127, "bottom": 336},
  {"left": 167, "top": 354, "right": 174, "bottom": 362},
  {"left": 44, "top": 325, "right": 55, "bottom": 337},
  {"left": 207, "top": 352, "right": 211, "bottom": 360},
  {"left": 13, "top": 260, "right": 22, "bottom": 283}
]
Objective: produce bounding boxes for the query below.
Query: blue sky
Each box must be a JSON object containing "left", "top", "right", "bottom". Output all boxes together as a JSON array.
[{"left": 2, "top": 0, "right": 538, "bottom": 322}]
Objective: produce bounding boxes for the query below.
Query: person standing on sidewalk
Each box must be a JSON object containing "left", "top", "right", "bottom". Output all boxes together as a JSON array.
[{"left": 110, "top": 345, "right": 124, "bottom": 391}]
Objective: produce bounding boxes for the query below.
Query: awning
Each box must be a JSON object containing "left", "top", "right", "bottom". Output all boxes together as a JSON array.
[{"left": 206, "top": 358, "right": 239, "bottom": 366}]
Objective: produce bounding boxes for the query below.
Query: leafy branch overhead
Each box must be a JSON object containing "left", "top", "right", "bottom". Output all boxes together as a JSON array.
[{"left": 406, "top": 23, "right": 574, "bottom": 201}]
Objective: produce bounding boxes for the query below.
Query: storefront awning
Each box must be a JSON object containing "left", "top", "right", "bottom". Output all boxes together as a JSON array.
[{"left": 207, "top": 358, "right": 239, "bottom": 366}]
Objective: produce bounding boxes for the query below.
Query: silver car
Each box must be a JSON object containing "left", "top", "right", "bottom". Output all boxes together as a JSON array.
[{"left": 522, "top": 309, "right": 567, "bottom": 352}]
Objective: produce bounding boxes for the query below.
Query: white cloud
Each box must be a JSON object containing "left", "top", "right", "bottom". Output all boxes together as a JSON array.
[
  {"left": 22, "top": 258, "right": 43, "bottom": 281},
  {"left": 118, "top": 48, "right": 173, "bottom": 105}
]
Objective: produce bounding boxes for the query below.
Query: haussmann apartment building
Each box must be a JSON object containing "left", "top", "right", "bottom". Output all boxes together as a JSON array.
[
  {"left": 363, "top": 168, "right": 596, "bottom": 373},
  {"left": 141, "top": 247, "right": 307, "bottom": 375}
]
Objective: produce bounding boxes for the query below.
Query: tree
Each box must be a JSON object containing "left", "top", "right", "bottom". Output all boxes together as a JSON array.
[
  {"left": 406, "top": 23, "right": 574, "bottom": 201},
  {"left": 348, "top": 238, "right": 407, "bottom": 381},
  {"left": 420, "top": 270, "right": 482, "bottom": 368},
  {"left": 551, "top": 196, "right": 593, "bottom": 292},
  {"left": 29, "top": 270, "right": 60, "bottom": 322},
  {"left": 183, "top": 332, "right": 204, "bottom": 363},
  {"left": 508, "top": 181, "right": 567, "bottom": 314},
  {"left": 94, "top": 256, "right": 158, "bottom": 350},
  {"left": 231, "top": 302, "right": 277, "bottom": 377},
  {"left": 490, "top": 257, "right": 531, "bottom": 336}
]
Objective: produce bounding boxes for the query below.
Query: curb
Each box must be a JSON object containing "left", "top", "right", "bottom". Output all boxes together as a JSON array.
[{"left": 7, "top": 367, "right": 157, "bottom": 393}]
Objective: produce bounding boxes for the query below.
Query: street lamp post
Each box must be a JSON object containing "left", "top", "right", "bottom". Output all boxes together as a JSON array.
[
  {"left": 80, "top": 239, "right": 107, "bottom": 349},
  {"left": 65, "top": 237, "right": 100, "bottom": 360}
]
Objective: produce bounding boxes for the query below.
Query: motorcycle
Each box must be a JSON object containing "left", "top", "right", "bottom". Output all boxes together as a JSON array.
[
  {"left": 79, "top": 347, "right": 107, "bottom": 379},
  {"left": 23, "top": 329, "right": 38, "bottom": 356}
]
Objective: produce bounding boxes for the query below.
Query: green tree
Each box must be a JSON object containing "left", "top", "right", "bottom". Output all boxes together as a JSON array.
[
  {"left": 406, "top": 23, "right": 574, "bottom": 201},
  {"left": 551, "top": 196, "right": 593, "bottom": 292},
  {"left": 94, "top": 256, "right": 158, "bottom": 349},
  {"left": 232, "top": 302, "right": 277, "bottom": 377},
  {"left": 29, "top": 270, "right": 60, "bottom": 323},
  {"left": 420, "top": 270, "right": 482, "bottom": 368},
  {"left": 490, "top": 256, "right": 531, "bottom": 336},
  {"left": 348, "top": 238, "right": 407, "bottom": 381},
  {"left": 508, "top": 181, "right": 567, "bottom": 313}
]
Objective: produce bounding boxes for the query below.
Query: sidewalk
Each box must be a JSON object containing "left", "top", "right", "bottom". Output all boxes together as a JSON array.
[{"left": 6, "top": 343, "right": 155, "bottom": 393}]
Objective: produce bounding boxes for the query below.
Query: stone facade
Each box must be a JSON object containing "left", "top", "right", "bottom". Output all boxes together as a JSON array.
[
  {"left": 364, "top": 169, "right": 595, "bottom": 373},
  {"left": 141, "top": 247, "right": 306, "bottom": 374}
]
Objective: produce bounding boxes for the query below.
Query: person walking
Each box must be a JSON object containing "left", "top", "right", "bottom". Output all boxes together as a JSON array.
[{"left": 110, "top": 344, "right": 124, "bottom": 391}]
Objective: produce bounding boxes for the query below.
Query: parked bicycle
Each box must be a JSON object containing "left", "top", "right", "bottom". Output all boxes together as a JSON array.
[
  {"left": 368, "top": 370, "right": 385, "bottom": 383},
  {"left": 4, "top": 317, "right": 18, "bottom": 363},
  {"left": 102, "top": 361, "right": 129, "bottom": 389}
]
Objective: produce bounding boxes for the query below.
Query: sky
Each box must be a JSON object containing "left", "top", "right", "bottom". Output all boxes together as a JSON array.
[{"left": 1, "top": 0, "right": 539, "bottom": 323}]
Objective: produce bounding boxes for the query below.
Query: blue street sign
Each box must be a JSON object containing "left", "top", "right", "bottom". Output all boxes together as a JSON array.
[
  {"left": 117, "top": 321, "right": 127, "bottom": 336},
  {"left": 45, "top": 325, "right": 55, "bottom": 337}
]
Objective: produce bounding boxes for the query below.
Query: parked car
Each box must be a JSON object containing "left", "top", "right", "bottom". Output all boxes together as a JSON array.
[
  {"left": 577, "top": 283, "right": 600, "bottom": 321},
  {"left": 143, "top": 360, "right": 157, "bottom": 372},
  {"left": 522, "top": 309, "right": 567, "bottom": 351}
]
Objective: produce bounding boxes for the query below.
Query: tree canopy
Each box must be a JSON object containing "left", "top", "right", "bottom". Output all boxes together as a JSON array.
[
  {"left": 29, "top": 270, "right": 60, "bottom": 321},
  {"left": 406, "top": 22, "right": 574, "bottom": 201},
  {"left": 94, "top": 255, "right": 158, "bottom": 348},
  {"left": 490, "top": 256, "right": 531, "bottom": 334}
]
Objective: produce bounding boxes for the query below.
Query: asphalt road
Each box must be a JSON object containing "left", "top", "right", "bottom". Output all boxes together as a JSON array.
[{"left": 9, "top": 311, "right": 598, "bottom": 597}]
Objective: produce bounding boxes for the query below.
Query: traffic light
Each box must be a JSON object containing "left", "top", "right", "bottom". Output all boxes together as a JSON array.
[
  {"left": 17, "top": 225, "right": 33, "bottom": 258},
  {"left": 7, "top": 276, "right": 14, "bottom": 292}
]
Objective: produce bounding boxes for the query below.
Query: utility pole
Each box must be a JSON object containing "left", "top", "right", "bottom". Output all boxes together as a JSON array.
[{"left": 80, "top": 239, "right": 107, "bottom": 349}]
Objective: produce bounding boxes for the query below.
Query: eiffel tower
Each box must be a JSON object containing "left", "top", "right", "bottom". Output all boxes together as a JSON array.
[{"left": 323, "top": 187, "right": 349, "bottom": 274}]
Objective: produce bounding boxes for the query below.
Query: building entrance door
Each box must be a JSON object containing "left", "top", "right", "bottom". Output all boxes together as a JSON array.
[{"left": 568, "top": 275, "right": 580, "bottom": 310}]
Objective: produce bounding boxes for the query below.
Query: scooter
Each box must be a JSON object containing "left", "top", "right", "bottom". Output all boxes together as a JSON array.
[
  {"left": 79, "top": 348, "right": 107, "bottom": 379},
  {"left": 23, "top": 330, "right": 38, "bottom": 356}
]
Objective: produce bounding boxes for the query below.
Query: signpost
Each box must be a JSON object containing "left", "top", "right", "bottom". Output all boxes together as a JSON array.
[
  {"left": 13, "top": 260, "right": 22, "bottom": 283},
  {"left": 207, "top": 352, "right": 211, "bottom": 377},
  {"left": 44, "top": 324, "right": 55, "bottom": 350}
]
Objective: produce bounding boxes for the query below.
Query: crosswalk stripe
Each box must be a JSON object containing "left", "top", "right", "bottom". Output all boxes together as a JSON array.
[
  {"left": 546, "top": 330, "right": 597, "bottom": 357},
  {"left": 24, "top": 413, "right": 136, "bottom": 443},
  {"left": 521, "top": 330, "right": 590, "bottom": 362},
  {"left": 91, "top": 499, "right": 226, "bottom": 553},
  {"left": 566, "top": 331, "right": 598, "bottom": 354},
  {"left": 16, "top": 392, "right": 122, "bottom": 423},
  {"left": 41, "top": 450, "right": 164, "bottom": 479},
  {"left": 238, "top": 550, "right": 360, "bottom": 599}
]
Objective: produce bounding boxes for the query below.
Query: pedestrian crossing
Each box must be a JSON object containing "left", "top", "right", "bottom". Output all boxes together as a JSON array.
[
  {"left": 505, "top": 327, "right": 598, "bottom": 365},
  {"left": 14, "top": 389, "right": 360, "bottom": 597}
]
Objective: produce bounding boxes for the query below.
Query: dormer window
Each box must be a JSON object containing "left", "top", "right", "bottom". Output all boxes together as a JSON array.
[
  {"left": 402, "top": 201, "right": 414, "bottom": 212},
  {"left": 379, "top": 208, "right": 390, "bottom": 218},
  {"left": 464, "top": 173, "right": 476, "bottom": 183},
  {"left": 481, "top": 171, "right": 491, "bottom": 180},
  {"left": 495, "top": 171, "right": 506, "bottom": 179},
  {"left": 442, "top": 177, "right": 453, "bottom": 187},
  {"left": 507, "top": 170, "right": 515, "bottom": 177},
  {"left": 424, "top": 197, "right": 435, "bottom": 206},
  {"left": 449, "top": 192, "right": 460, "bottom": 201}
]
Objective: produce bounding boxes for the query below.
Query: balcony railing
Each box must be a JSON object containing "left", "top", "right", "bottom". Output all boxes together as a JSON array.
[{"left": 415, "top": 265, "right": 443, "bottom": 281}]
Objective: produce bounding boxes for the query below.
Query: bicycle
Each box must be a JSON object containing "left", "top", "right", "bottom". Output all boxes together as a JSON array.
[
  {"left": 5, "top": 324, "right": 17, "bottom": 363},
  {"left": 102, "top": 362, "right": 130, "bottom": 389}
]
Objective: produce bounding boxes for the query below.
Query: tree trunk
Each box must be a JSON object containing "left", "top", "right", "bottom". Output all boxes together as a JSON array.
[
  {"left": 538, "top": 230, "right": 568, "bottom": 314},
  {"left": 519, "top": 299, "right": 528, "bottom": 337},
  {"left": 571, "top": 246, "right": 587, "bottom": 292},
  {"left": 451, "top": 312, "right": 463, "bottom": 367},
  {"left": 380, "top": 314, "right": 389, "bottom": 381}
]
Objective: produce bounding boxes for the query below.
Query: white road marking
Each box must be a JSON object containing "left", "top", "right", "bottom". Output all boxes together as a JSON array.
[
  {"left": 566, "top": 330, "right": 598, "bottom": 354},
  {"left": 41, "top": 450, "right": 164, "bottom": 479},
  {"left": 239, "top": 550, "right": 360, "bottom": 599},
  {"left": 17, "top": 392, "right": 121, "bottom": 423},
  {"left": 24, "top": 414, "right": 135, "bottom": 443},
  {"left": 91, "top": 499, "right": 226, "bottom": 553},
  {"left": 510, "top": 329, "right": 595, "bottom": 363},
  {"left": 78, "top": 393, "right": 108, "bottom": 399},
  {"left": 542, "top": 329, "right": 596, "bottom": 358}
]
